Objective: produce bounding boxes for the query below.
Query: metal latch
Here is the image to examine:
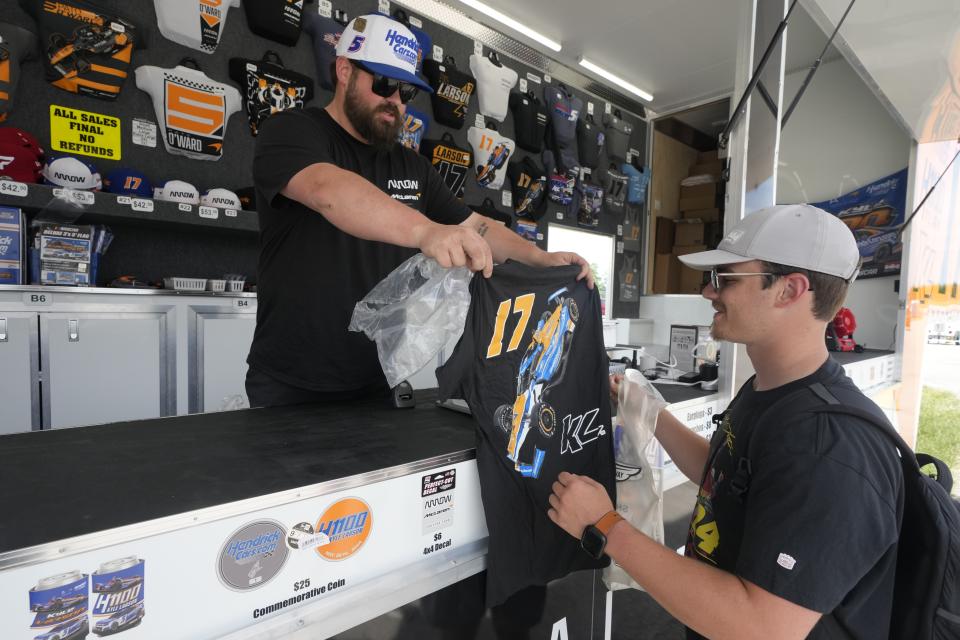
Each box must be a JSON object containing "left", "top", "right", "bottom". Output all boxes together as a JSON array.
[
  {"left": 0, "top": 317, "right": 6, "bottom": 342},
  {"left": 68, "top": 319, "right": 79, "bottom": 342}
]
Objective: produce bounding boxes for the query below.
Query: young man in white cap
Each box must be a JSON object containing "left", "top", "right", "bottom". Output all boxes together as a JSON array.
[
  {"left": 548, "top": 204, "right": 903, "bottom": 639},
  {"left": 247, "top": 14, "right": 591, "bottom": 408}
]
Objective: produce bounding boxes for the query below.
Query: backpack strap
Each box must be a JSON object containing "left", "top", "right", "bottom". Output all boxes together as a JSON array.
[{"left": 726, "top": 382, "right": 814, "bottom": 501}]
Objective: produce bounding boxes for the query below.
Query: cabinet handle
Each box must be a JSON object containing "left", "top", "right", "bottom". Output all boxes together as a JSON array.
[
  {"left": 0, "top": 317, "right": 6, "bottom": 342},
  {"left": 68, "top": 319, "right": 79, "bottom": 342}
]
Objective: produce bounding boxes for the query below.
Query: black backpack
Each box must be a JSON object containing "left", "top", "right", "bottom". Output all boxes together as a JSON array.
[{"left": 724, "top": 381, "right": 960, "bottom": 639}]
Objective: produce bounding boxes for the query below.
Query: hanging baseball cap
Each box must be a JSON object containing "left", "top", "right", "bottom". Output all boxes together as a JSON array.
[
  {"left": 334, "top": 14, "right": 432, "bottom": 92},
  {"left": 235, "top": 186, "right": 255, "bottom": 210},
  {"left": 0, "top": 127, "right": 44, "bottom": 157},
  {"left": 41, "top": 156, "right": 102, "bottom": 190},
  {"left": 200, "top": 188, "right": 242, "bottom": 209},
  {"left": 0, "top": 144, "right": 43, "bottom": 182},
  {"left": 103, "top": 168, "right": 153, "bottom": 197},
  {"left": 678, "top": 204, "right": 861, "bottom": 281},
  {"left": 154, "top": 179, "right": 200, "bottom": 204}
]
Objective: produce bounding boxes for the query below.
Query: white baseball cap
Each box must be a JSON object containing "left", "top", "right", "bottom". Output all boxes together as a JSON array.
[
  {"left": 678, "top": 204, "right": 861, "bottom": 281},
  {"left": 41, "top": 156, "right": 102, "bottom": 190},
  {"left": 155, "top": 180, "right": 200, "bottom": 204},
  {"left": 335, "top": 14, "right": 431, "bottom": 92},
  {"left": 200, "top": 188, "right": 241, "bottom": 209}
]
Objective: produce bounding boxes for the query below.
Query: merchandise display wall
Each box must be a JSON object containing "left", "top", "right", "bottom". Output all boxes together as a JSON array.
[{"left": 0, "top": 0, "right": 648, "bottom": 317}]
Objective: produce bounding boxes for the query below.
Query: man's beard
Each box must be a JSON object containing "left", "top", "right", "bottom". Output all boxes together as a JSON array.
[{"left": 344, "top": 74, "right": 402, "bottom": 150}]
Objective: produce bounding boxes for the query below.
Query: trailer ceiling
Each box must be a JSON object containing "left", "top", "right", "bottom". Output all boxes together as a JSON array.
[
  {"left": 443, "top": 0, "right": 842, "bottom": 115},
  {"left": 806, "top": 0, "right": 960, "bottom": 143}
]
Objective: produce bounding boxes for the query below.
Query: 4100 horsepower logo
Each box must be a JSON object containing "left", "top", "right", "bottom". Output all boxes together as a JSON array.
[{"left": 314, "top": 498, "right": 373, "bottom": 561}]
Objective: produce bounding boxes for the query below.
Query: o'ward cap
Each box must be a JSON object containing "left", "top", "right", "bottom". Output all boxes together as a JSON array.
[
  {"left": 678, "top": 204, "right": 860, "bottom": 281},
  {"left": 335, "top": 14, "right": 431, "bottom": 92}
]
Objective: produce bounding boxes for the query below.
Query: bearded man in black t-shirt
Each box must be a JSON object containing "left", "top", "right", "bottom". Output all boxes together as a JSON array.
[
  {"left": 246, "top": 13, "right": 592, "bottom": 408},
  {"left": 549, "top": 204, "right": 903, "bottom": 640}
]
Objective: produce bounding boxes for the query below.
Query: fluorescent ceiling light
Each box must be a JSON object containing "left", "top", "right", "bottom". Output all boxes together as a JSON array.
[
  {"left": 455, "top": 0, "right": 562, "bottom": 52},
  {"left": 578, "top": 58, "right": 653, "bottom": 102}
]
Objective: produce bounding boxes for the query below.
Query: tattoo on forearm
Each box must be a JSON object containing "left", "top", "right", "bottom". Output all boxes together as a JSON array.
[{"left": 477, "top": 222, "right": 489, "bottom": 237}]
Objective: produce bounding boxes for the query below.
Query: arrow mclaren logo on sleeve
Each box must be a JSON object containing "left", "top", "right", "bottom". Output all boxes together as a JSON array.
[{"left": 560, "top": 408, "right": 606, "bottom": 454}]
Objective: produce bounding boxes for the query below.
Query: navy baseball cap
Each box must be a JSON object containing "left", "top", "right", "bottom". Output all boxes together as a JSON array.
[{"left": 103, "top": 168, "right": 153, "bottom": 197}]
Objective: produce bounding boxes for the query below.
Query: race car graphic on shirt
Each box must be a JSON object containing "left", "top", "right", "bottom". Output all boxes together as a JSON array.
[
  {"left": 494, "top": 287, "right": 578, "bottom": 478},
  {"left": 476, "top": 143, "right": 510, "bottom": 187}
]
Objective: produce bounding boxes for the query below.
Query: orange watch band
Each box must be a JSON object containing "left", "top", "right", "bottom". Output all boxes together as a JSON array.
[{"left": 594, "top": 510, "right": 624, "bottom": 536}]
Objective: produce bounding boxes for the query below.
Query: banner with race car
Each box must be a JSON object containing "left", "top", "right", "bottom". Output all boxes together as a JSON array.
[{"left": 811, "top": 167, "right": 908, "bottom": 279}]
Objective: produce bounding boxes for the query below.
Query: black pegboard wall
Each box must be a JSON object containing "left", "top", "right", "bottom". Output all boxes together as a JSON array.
[{"left": 1, "top": 0, "right": 647, "bottom": 314}]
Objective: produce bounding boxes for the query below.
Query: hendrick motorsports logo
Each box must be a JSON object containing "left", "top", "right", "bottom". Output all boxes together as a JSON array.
[
  {"left": 314, "top": 498, "right": 373, "bottom": 561},
  {"left": 217, "top": 520, "right": 289, "bottom": 591}
]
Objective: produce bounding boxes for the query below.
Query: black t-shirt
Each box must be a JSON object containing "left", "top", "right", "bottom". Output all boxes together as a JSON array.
[
  {"left": 422, "top": 57, "right": 475, "bottom": 130},
  {"left": 0, "top": 23, "right": 37, "bottom": 123},
  {"left": 437, "top": 261, "right": 616, "bottom": 606},
  {"left": 242, "top": 0, "right": 303, "bottom": 46},
  {"left": 228, "top": 52, "right": 314, "bottom": 136},
  {"left": 685, "top": 357, "right": 902, "bottom": 640},
  {"left": 419, "top": 132, "right": 472, "bottom": 198},
  {"left": 576, "top": 114, "right": 603, "bottom": 169},
  {"left": 509, "top": 91, "right": 548, "bottom": 153},
  {"left": 249, "top": 107, "right": 472, "bottom": 392},
  {"left": 507, "top": 156, "right": 547, "bottom": 220}
]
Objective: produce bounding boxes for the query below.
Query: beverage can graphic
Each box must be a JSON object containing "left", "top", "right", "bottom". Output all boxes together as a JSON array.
[
  {"left": 28, "top": 571, "right": 89, "bottom": 633},
  {"left": 90, "top": 557, "right": 145, "bottom": 635}
]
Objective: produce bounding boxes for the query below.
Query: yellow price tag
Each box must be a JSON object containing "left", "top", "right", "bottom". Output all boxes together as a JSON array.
[{"left": 49, "top": 105, "right": 121, "bottom": 161}]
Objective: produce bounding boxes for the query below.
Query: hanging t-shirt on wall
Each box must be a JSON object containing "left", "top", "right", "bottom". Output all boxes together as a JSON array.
[
  {"left": 509, "top": 91, "right": 548, "bottom": 153},
  {"left": 228, "top": 51, "right": 314, "bottom": 136},
  {"left": 469, "top": 52, "right": 518, "bottom": 122},
  {"left": 618, "top": 253, "right": 639, "bottom": 302},
  {"left": 468, "top": 125, "right": 514, "bottom": 190},
  {"left": 437, "top": 261, "right": 616, "bottom": 606},
  {"left": 423, "top": 57, "right": 475, "bottom": 129},
  {"left": 576, "top": 114, "right": 603, "bottom": 169},
  {"left": 136, "top": 62, "right": 242, "bottom": 161},
  {"left": 153, "top": 0, "right": 241, "bottom": 54},
  {"left": 0, "top": 23, "right": 37, "bottom": 122},
  {"left": 603, "top": 109, "right": 633, "bottom": 162},
  {"left": 507, "top": 156, "right": 547, "bottom": 220},
  {"left": 302, "top": 12, "right": 348, "bottom": 92},
  {"left": 21, "top": 0, "right": 141, "bottom": 100},
  {"left": 420, "top": 132, "right": 472, "bottom": 198},
  {"left": 398, "top": 106, "right": 428, "bottom": 151},
  {"left": 242, "top": 0, "right": 304, "bottom": 47},
  {"left": 544, "top": 84, "right": 583, "bottom": 172}
]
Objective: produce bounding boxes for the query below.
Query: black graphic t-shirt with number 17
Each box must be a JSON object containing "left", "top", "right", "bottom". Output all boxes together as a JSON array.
[{"left": 437, "top": 261, "right": 616, "bottom": 606}]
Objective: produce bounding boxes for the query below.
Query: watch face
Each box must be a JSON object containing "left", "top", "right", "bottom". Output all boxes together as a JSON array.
[{"left": 580, "top": 525, "right": 607, "bottom": 560}]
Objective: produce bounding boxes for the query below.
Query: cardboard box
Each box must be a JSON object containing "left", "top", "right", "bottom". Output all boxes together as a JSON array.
[
  {"left": 653, "top": 252, "right": 679, "bottom": 294},
  {"left": 679, "top": 182, "right": 719, "bottom": 211},
  {"left": 672, "top": 244, "right": 708, "bottom": 294},
  {"left": 654, "top": 216, "right": 675, "bottom": 254},
  {"left": 674, "top": 221, "right": 704, "bottom": 246},
  {"left": 690, "top": 161, "right": 723, "bottom": 177},
  {"left": 681, "top": 208, "right": 721, "bottom": 223}
]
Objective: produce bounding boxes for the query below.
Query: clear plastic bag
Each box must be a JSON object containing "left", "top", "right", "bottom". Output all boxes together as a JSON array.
[
  {"left": 604, "top": 368, "right": 669, "bottom": 592},
  {"left": 349, "top": 254, "right": 472, "bottom": 388}
]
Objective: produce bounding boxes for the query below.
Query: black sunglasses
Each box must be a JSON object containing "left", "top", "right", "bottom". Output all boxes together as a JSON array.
[{"left": 350, "top": 60, "right": 419, "bottom": 104}]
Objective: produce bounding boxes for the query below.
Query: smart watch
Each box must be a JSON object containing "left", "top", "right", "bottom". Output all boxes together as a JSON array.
[{"left": 580, "top": 510, "right": 624, "bottom": 560}]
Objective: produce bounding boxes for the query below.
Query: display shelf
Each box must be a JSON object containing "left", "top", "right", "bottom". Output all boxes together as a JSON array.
[{"left": 0, "top": 182, "right": 259, "bottom": 234}]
